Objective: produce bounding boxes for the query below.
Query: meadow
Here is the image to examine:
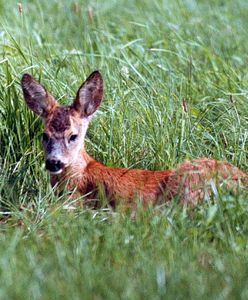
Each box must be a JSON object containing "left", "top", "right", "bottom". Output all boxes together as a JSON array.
[{"left": 0, "top": 0, "right": 248, "bottom": 298}]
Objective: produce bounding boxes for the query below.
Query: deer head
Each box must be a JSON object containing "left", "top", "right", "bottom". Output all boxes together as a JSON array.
[{"left": 21, "top": 71, "right": 103, "bottom": 174}]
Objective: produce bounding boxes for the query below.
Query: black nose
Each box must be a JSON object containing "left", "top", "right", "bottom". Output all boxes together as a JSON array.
[{"left": 45, "top": 159, "right": 65, "bottom": 173}]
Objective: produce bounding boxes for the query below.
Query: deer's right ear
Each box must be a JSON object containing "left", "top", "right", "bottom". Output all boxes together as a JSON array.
[
  {"left": 72, "top": 70, "right": 103, "bottom": 118},
  {"left": 21, "top": 74, "right": 58, "bottom": 118}
]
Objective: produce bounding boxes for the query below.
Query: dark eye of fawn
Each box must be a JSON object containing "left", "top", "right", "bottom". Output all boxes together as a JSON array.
[
  {"left": 69, "top": 134, "right": 78, "bottom": 142},
  {"left": 42, "top": 133, "right": 49, "bottom": 143}
]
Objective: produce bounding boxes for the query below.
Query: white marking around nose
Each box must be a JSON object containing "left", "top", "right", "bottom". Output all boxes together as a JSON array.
[
  {"left": 46, "top": 141, "right": 64, "bottom": 163},
  {"left": 49, "top": 169, "right": 63, "bottom": 175}
]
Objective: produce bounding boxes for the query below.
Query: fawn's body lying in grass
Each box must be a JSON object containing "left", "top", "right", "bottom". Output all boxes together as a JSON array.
[{"left": 21, "top": 71, "right": 247, "bottom": 206}]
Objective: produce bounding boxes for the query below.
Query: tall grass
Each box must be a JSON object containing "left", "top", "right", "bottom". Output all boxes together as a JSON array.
[{"left": 0, "top": 0, "right": 248, "bottom": 298}]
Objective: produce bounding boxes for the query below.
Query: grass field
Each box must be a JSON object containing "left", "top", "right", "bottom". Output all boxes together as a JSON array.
[{"left": 0, "top": 0, "right": 248, "bottom": 299}]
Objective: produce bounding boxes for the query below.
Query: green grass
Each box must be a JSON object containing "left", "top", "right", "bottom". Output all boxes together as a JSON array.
[{"left": 0, "top": 0, "right": 248, "bottom": 298}]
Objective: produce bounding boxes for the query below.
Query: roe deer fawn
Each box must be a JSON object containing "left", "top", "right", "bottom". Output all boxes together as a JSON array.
[{"left": 21, "top": 71, "right": 247, "bottom": 206}]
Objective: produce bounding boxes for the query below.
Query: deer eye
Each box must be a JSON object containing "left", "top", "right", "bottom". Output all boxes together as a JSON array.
[
  {"left": 69, "top": 134, "right": 78, "bottom": 142},
  {"left": 42, "top": 133, "right": 49, "bottom": 143}
]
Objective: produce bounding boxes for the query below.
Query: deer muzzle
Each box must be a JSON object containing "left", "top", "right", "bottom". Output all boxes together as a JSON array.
[{"left": 45, "top": 159, "right": 65, "bottom": 174}]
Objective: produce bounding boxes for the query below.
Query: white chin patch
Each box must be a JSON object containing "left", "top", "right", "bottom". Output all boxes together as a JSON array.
[{"left": 49, "top": 169, "right": 63, "bottom": 175}]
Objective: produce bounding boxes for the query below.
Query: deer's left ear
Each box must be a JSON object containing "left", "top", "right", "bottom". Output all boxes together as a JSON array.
[
  {"left": 73, "top": 70, "right": 103, "bottom": 117},
  {"left": 21, "top": 74, "right": 58, "bottom": 118}
]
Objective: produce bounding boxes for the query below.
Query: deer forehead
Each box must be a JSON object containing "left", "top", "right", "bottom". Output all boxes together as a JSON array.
[{"left": 45, "top": 106, "right": 81, "bottom": 137}]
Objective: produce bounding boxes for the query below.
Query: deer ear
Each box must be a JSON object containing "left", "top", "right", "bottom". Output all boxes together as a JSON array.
[
  {"left": 21, "top": 74, "right": 58, "bottom": 118},
  {"left": 73, "top": 71, "right": 103, "bottom": 117}
]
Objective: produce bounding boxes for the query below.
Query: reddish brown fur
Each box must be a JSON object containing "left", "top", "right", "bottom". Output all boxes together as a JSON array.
[{"left": 51, "top": 151, "right": 247, "bottom": 206}]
